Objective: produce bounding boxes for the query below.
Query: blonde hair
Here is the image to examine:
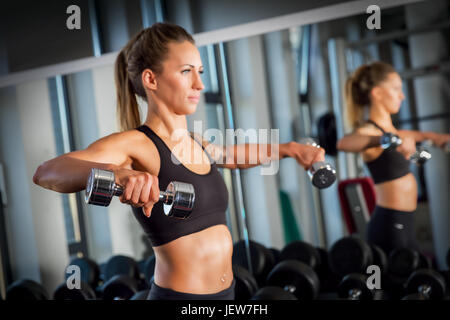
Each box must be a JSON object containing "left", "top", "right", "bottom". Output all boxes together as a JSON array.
[
  {"left": 114, "top": 23, "right": 195, "bottom": 132},
  {"left": 345, "top": 61, "right": 396, "bottom": 128}
]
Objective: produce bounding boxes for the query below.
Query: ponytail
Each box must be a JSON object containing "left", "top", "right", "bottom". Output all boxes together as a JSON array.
[
  {"left": 345, "top": 62, "right": 396, "bottom": 129},
  {"left": 114, "top": 23, "right": 195, "bottom": 132},
  {"left": 115, "top": 49, "right": 141, "bottom": 132},
  {"left": 345, "top": 75, "right": 365, "bottom": 129}
]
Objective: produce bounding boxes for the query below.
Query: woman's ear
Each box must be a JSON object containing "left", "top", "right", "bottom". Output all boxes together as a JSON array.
[
  {"left": 142, "top": 69, "right": 157, "bottom": 91},
  {"left": 370, "top": 86, "right": 382, "bottom": 102}
]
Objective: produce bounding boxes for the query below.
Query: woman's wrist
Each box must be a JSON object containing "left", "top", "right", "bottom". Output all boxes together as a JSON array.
[{"left": 279, "top": 142, "right": 295, "bottom": 159}]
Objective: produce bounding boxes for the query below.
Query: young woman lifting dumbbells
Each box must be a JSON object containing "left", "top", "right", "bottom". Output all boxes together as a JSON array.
[
  {"left": 33, "top": 22, "right": 327, "bottom": 300},
  {"left": 337, "top": 61, "right": 450, "bottom": 255}
]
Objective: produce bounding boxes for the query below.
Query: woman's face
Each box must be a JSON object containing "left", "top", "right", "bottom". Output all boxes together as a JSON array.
[
  {"left": 152, "top": 41, "right": 205, "bottom": 115},
  {"left": 371, "top": 72, "right": 405, "bottom": 114}
]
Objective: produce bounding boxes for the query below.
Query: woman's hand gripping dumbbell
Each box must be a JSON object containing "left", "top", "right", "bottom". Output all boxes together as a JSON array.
[
  {"left": 85, "top": 168, "right": 195, "bottom": 219},
  {"left": 380, "top": 133, "right": 432, "bottom": 164},
  {"left": 296, "top": 138, "right": 337, "bottom": 189}
]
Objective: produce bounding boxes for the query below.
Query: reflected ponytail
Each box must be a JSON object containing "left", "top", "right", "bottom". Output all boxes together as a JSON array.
[{"left": 345, "top": 62, "right": 395, "bottom": 128}]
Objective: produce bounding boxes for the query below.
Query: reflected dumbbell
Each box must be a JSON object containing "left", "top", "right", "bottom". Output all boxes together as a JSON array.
[
  {"left": 298, "top": 138, "right": 337, "bottom": 189},
  {"left": 85, "top": 168, "right": 195, "bottom": 219},
  {"left": 410, "top": 145, "right": 432, "bottom": 165}
]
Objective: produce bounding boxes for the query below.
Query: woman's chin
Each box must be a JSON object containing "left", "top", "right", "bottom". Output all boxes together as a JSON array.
[{"left": 176, "top": 105, "right": 197, "bottom": 115}]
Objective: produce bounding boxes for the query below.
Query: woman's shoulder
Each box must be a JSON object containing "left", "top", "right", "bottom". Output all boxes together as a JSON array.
[
  {"left": 111, "top": 128, "right": 160, "bottom": 174},
  {"left": 354, "top": 122, "right": 382, "bottom": 135}
]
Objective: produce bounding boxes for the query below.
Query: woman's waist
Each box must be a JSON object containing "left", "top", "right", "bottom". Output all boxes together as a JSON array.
[
  {"left": 374, "top": 173, "right": 418, "bottom": 210},
  {"left": 152, "top": 225, "right": 234, "bottom": 292}
]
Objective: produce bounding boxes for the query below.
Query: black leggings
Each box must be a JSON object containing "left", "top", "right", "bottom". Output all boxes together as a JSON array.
[
  {"left": 366, "top": 205, "right": 418, "bottom": 256},
  {"left": 147, "top": 279, "right": 236, "bottom": 300}
]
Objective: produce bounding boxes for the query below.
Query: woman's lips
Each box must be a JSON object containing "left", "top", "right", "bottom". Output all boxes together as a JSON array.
[{"left": 188, "top": 96, "right": 200, "bottom": 102}]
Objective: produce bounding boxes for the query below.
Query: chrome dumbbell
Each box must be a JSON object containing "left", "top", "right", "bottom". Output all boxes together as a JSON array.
[
  {"left": 380, "top": 133, "right": 431, "bottom": 165},
  {"left": 298, "top": 138, "right": 337, "bottom": 189},
  {"left": 85, "top": 168, "right": 195, "bottom": 219},
  {"left": 410, "top": 146, "right": 432, "bottom": 165}
]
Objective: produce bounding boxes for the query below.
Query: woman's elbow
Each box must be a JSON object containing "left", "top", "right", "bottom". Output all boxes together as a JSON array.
[
  {"left": 32, "top": 163, "right": 46, "bottom": 186},
  {"left": 336, "top": 139, "right": 345, "bottom": 151}
]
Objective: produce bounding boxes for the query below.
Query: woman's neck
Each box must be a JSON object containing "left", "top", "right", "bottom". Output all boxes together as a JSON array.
[
  {"left": 144, "top": 102, "right": 189, "bottom": 140},
  {"left": 369, "top": 103, "right": 395, "bottom": 130}
]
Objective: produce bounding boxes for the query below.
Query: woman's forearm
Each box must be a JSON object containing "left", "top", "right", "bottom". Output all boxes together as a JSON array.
[
  {"left": 222, "top": 143, "right": 288, "bottom": 169},
  {"left": 399, "top": 130, "right": 439, "bottom": 143},
  {"left": 33, "top": 155, "right": 116, "bottom": 193},
  {"left": 336, "top": 134, "right": 381, "bottom": 152}
]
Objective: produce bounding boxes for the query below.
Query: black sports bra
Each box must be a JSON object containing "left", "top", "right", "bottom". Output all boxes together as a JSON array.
[
  {"left": 131, "top": 125, "right": 229, "bottom": 247},
  {"left": 364, "top": 120, "right": 411, "bottom": 184}
]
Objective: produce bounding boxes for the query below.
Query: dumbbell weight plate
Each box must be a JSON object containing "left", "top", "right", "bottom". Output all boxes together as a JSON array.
[
  {"left": 388, "top": 248, "right": 420, "bottom": 279},
  {"left": 418, "top": 253, "right": 432, "bottom": 269},
  {"left": 402, "top": 292, "right": 427, "bottom": 300},
  {"left": 130, "top": 289, "right": 150, "bottom": 300},
  {"left": 269, "top": 248, "right": 281, "bottom": 266},
  {"left": 67, "top": 257, "right": 101, "bottom": 290},
  {"left": 6, "top": 279, "right": 49, "bottom": 300},
  {"left": 266, "top": 260, "right": 320, "bottom": 300},
  {"left": 315, "top": 247, "right": 339, "bottom": 293},
  {"left": 370, "top": 245, "right": 388, "bottom": 274},
  {"left": 337, "top": 273, "right": 373, "bottom": 300},
  {"left": 329, "top": 236, "right": 373, "bottom": 277},
  {"left": 53, "top": 281, "right": 96, "bottom": 300},
  {"left": 143, "top": 255, "right": 156, "bottom": 286},
  {"left": 85, "top": 168, "right": 117, "bottom": 206},
  {"left": 102, "top": 275, "right": 139, "bottom": 300},
  {"left": 309, "top": 162, "right": 337, "bottom": 189},
  {"left": 163, "top": 181, "right": 195, "bottom": 218},
  {"left": 233, "top": 265, "right": 259, "bottom": 301},
  {"left": 405, "top": 269, "right": 446, "bottom": 300},
  {"left": 232, "top": 240, "right": 267, "bottom": 285},
  {"left": 280, "top": 241, "right": 321, "bottom": 270},
  {"left": 104, "top": 255, "right": 141, "bottom": 282}
]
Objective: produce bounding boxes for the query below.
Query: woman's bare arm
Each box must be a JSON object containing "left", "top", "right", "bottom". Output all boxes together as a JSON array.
[
  {"left": 33, "top": 133, "right": 131, "bottom": 193},
  {"left": 398, "top": 129, "right": 450, "bottom": 148},
  {"left": 336, "top": 134, "right": 382, "bottom": 153},
  {"left": 192, "top": 133, "right": 324, "bottom": 171},
  {"left": 336, "top": 125, "right": 383, "bottom": 153}
]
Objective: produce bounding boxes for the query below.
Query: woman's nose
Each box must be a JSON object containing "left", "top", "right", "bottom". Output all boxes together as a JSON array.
[{"left": 193, "top": 72, "right": 205, "bottom": 91}]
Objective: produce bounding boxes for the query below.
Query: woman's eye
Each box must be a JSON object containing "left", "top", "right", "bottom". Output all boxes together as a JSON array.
[
  {"left": 182, "top": 69, "right": 190, "bottom": 74},
  {"left": 199, "top": 70, "right": 204, "bottom": 74}
]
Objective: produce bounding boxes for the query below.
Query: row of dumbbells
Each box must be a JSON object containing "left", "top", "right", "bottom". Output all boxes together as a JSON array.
[
  {"left": 4, "top": 237, "right": 450, "bottom": 301},
  {"left": 4, "top": 254, "right": 157, "bottom": 300},
  {"left": 232, "top": 237, "right": 450, "bottom": 300}
]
